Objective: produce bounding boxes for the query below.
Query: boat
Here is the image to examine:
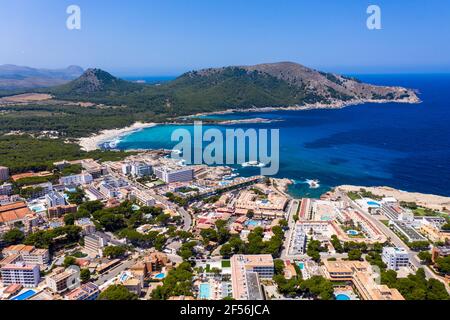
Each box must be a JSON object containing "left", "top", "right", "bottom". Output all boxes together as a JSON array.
[
  {"left": 241, "top": 161, "right": 266, "bottom": 168},
  {"left": 306, "top": 179, "right": 320, "bottom": 189}
]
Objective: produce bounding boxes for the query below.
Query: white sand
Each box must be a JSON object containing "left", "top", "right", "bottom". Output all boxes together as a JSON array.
[
  {"left": 337, "top": 185, "right": 450, "bottom": 212},
  {"left": 78, "top": 122, "right": 157, "bottom": 151}
]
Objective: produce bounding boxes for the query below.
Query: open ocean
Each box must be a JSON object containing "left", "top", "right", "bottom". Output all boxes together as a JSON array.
[{"left": 114, "top": 74, "right": 450, "bottom": 199}]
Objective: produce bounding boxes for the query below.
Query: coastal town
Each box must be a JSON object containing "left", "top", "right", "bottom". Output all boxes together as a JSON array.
[{"left": 0, "top": 148, "right": 449, "bottom": 301}]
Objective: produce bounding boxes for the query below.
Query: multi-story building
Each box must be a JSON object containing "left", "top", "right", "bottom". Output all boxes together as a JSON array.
[
  {"left": 382, "top": 247, "right": 410, "bottom": 270},
  {"left": 130, "top": 162, "right": 152, "bottom": 177},
  {"left": 323, "top": 260, "right": 404, "bottom": 300},
  {"left": 290, "top": 228, "right": 308, "bottom": 255},
  {"left": 131, "top": 189, "right": 156, "bottom": 207},
  {"left": 84, "top": 233, "right": 107, "bottom": 257},
  {"left": 47, "top": 204, "right": 77, "bottom": 219},
  {"left": 2, "top": 245, "right": 50, "bottom": 269},
  {"left": 75, "top": 218, "right": 96, "bottom": 235},
  {"left": 45, "top": 191, "right": 66, "bottom": 208},
  {"left": 65, "top": 282, "right": 100, "bottom": 300},
  {"left": 59, "top": 172, "right": 93, "bottom": 186},
  {"left": 46, "top": 267, "right": 79, "bottom": 293},
  {"left": 0, "top": 182, "right": 13, "bottom": 196},
  {"left": 0, "top": 262, "right": 40, "bottom": 287},
  {"left": 381, "top": 203, "right": 413, "bottom": 221},
  {"left": 0, "top": 166, "right": 9, "bottom": 181},
  {"left": 154, "top": 167, "right": 193, "bottom": 183},
  {"left": 0, "top": 201, "right": 34, "bottom": 227},
  {"left": 230, "top": 254, "right": 274, "bottom": 300}
]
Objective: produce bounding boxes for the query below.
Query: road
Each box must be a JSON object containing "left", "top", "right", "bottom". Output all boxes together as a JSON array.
[{"left": 280, "top": 199, "right": 300, "bottom": 260}]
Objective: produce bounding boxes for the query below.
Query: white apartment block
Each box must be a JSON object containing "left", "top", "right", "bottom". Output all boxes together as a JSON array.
[
  {"left": 59, "top": 172, "right": 93, "bottom": 186},
  {"left": 1, "top": 262, "right": 40, "bottom": 287},
  {"left": 154, "top": 167, "right": 193, "bottom": 183},
  {"left": 382, "top": 247, "right": 410, "bottom": 270}
]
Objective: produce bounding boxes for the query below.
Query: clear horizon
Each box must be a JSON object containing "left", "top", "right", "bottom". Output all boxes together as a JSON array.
[{"left": 2, "top": 0, "right": 450, "bottom": 75}]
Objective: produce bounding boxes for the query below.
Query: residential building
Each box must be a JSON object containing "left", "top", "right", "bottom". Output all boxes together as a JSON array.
[
  {"left": 0, "top": 201, "right": 34, "bottom": 226},
  {"left": 154, "top": 167, "right": 193, "bottom": 183},
  {"left": 323, "top": 260, "right": 404, "bottom": 300},
  {"left": 0, "top": 182, "right": 13, "bottom": 196},
  {"left": 75, "top": 218, "right": 96, "bottom": 235},
  {"left": 45, "top": 190, "right": 66, "bottom": 208},
  {"left": 84, "top": 233, "right": 107, "bottom": 257},
  {"left": 47, "top": 204, "right": 77, "bottom": 219},
  {"left": 46, "top": 267, "right": 79, "bottom": 293},
  {"left": 65, "top": 282, "right": 100, "bottom": 300},
  {"left": 290, "top": 228, "right": 308, "bottom": 255},
  {"left": 0, "top": 166, "right": 9, "bottom": 181},
  {"left": 389, "top": 220, "right": 426, "bottom": 242},
  {"left": 59, "top": 172, "right": 93, "bottom": 186},
  {"left": 382, "top": 247, "right": 410, "bottom": 270},
  {"left": 131, "top": 189, "right": 156, "bottom": 207},
  {"left": 230, "top": 254, "right": 273, "bottom": 300},
  {"left": 0, "top": 262, "right": 40, "bottom": 287},
  {"left": 130, "top": 162, "right": 152, "bottom": 177},
  {"left": 2, "top": 244, "right": 50, "bottom": 269}
]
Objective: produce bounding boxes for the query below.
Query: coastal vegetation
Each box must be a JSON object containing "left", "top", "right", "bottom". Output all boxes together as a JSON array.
[{"left": 0, "top": 135, "right": 133, "bottom": 174}]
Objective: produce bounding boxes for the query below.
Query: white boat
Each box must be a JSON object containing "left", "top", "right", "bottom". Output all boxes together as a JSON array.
[
  {"left": 242, "top": 161, "right": 266, "bottom": 168},
  {"left": 306, "top": 179, "right": 320, "bottom": 189}
]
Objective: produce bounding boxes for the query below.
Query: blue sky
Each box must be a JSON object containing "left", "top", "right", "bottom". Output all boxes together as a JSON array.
[{"left": 1, "top": 0, "right": 450, "bottom": 75}]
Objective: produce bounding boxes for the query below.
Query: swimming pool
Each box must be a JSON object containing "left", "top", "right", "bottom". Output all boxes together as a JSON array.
[
  {"left": 29, "top": 204, "right": 46, "bottom": 213},
  {"left": 335, "top": 294, "right": 351, "bottom": 300},
  {"left": 367, "top": 201, "right": 380, "bottom": 207},
  {"left": 245, "top": 220, "right": 259, "bottom": 227},
  {"left": 297, "top": 262, "right": 304, "bottom": 270},
  {"left": 346, "top": 230, "right": 359, "bottom": 236},
  {"left": 199, "top": 283, "right": 211, "bottom": 299},
  {"left": 11, "top": 290, "right": 36, "bottom": 300},
  {"left": 154, "top": 273, "right": 165, "bottom": 279}
]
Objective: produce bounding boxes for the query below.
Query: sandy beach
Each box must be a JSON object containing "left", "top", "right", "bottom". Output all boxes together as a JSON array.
[
  {"left": 337, "top": 185, "right": 450, "bottom": 212},
  {"left": 78, "top": 122, "right": 157, "bottom": 151}
]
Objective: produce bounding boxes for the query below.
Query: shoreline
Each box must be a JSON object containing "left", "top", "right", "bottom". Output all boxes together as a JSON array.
[
  {"left": 77, "top": 122, "right": 157, "bottom": 152},
  {"left": 188, "top": 96, "right": 421, "bottom": 118},
  {"left": 336, "top": 185, "right": 450, "bottom": 212},
  {"left": 76, "top": 96, "right": 420, "bottom": 152}
]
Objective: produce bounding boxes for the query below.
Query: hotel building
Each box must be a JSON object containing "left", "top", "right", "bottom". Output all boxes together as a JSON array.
[
  {"left": 231, "top": 254, "right": 274, "bottom": 300},
  {"left": 382, "top": 247, "right": 410, "bottom": 271},
  {"left": 154, "top": 167, "right": 194, "bottom": 183},
  {"left": 46, "top": 267, "right": 79, "bottom": 293},
  {"left": 323, "top": 260, "right": 404, "bottom": 300},
  {"left": 0, "top": 262, "right": 40, "bottom": 287}
]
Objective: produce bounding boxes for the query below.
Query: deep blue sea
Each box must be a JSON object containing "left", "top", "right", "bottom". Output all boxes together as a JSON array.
[{"left": 115, "top": 74, "right": 450, "bottom": 199}]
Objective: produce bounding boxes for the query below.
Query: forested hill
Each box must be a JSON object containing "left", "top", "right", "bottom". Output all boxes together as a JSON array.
[
  {"left": 47, "top": 62, "right": 419, "bottom": 116},
  {"left": 0, "top": 62, "right": 420, "bottom": 139}
]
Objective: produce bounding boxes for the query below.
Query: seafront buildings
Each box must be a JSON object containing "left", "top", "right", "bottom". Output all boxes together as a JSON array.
[{"left": 0, "top": 151, "right": 448, "bottom": 301}]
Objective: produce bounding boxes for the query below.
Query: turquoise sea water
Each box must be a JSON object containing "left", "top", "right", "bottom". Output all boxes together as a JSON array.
[{"left": 114, "top": 74, "right": 450, "bottom": 199}]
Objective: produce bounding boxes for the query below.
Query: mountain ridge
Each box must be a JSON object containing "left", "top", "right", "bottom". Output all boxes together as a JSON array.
[
  {"left": 44, "top": 61, "right": 420, "bottom": 116},
  {"left": 0, "top": 64, "right": 84, "bottom": 90}
]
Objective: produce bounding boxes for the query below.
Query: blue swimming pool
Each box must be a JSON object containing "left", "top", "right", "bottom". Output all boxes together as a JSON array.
[
  {"left": 367, "top": 201, "right": 380, "bottom": 207},
  {"left": 199, "top": 283, "right": 211, "bottom": 299},
  {"left": 335, "top": 294, "right": 351, "bottom": 301},
  {"left": 297, "top": 262, "right": 304, "bottom": 270},
  {"left": 154, "top": 273, "right": 165, "bottom": 279},
  {"left": 11, "top": 290, "right": 36, "bottom": 300},
  {"left": 346, "top": 230, "right": 359, "bottom": 236},
  {"left": 245, "top": 220, "right": 259, "bottom": 227}
]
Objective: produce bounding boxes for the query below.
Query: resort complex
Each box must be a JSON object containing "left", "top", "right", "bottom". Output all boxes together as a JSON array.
[{"left": 0, "top": 148, "right": 448, "bottom": 301}]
